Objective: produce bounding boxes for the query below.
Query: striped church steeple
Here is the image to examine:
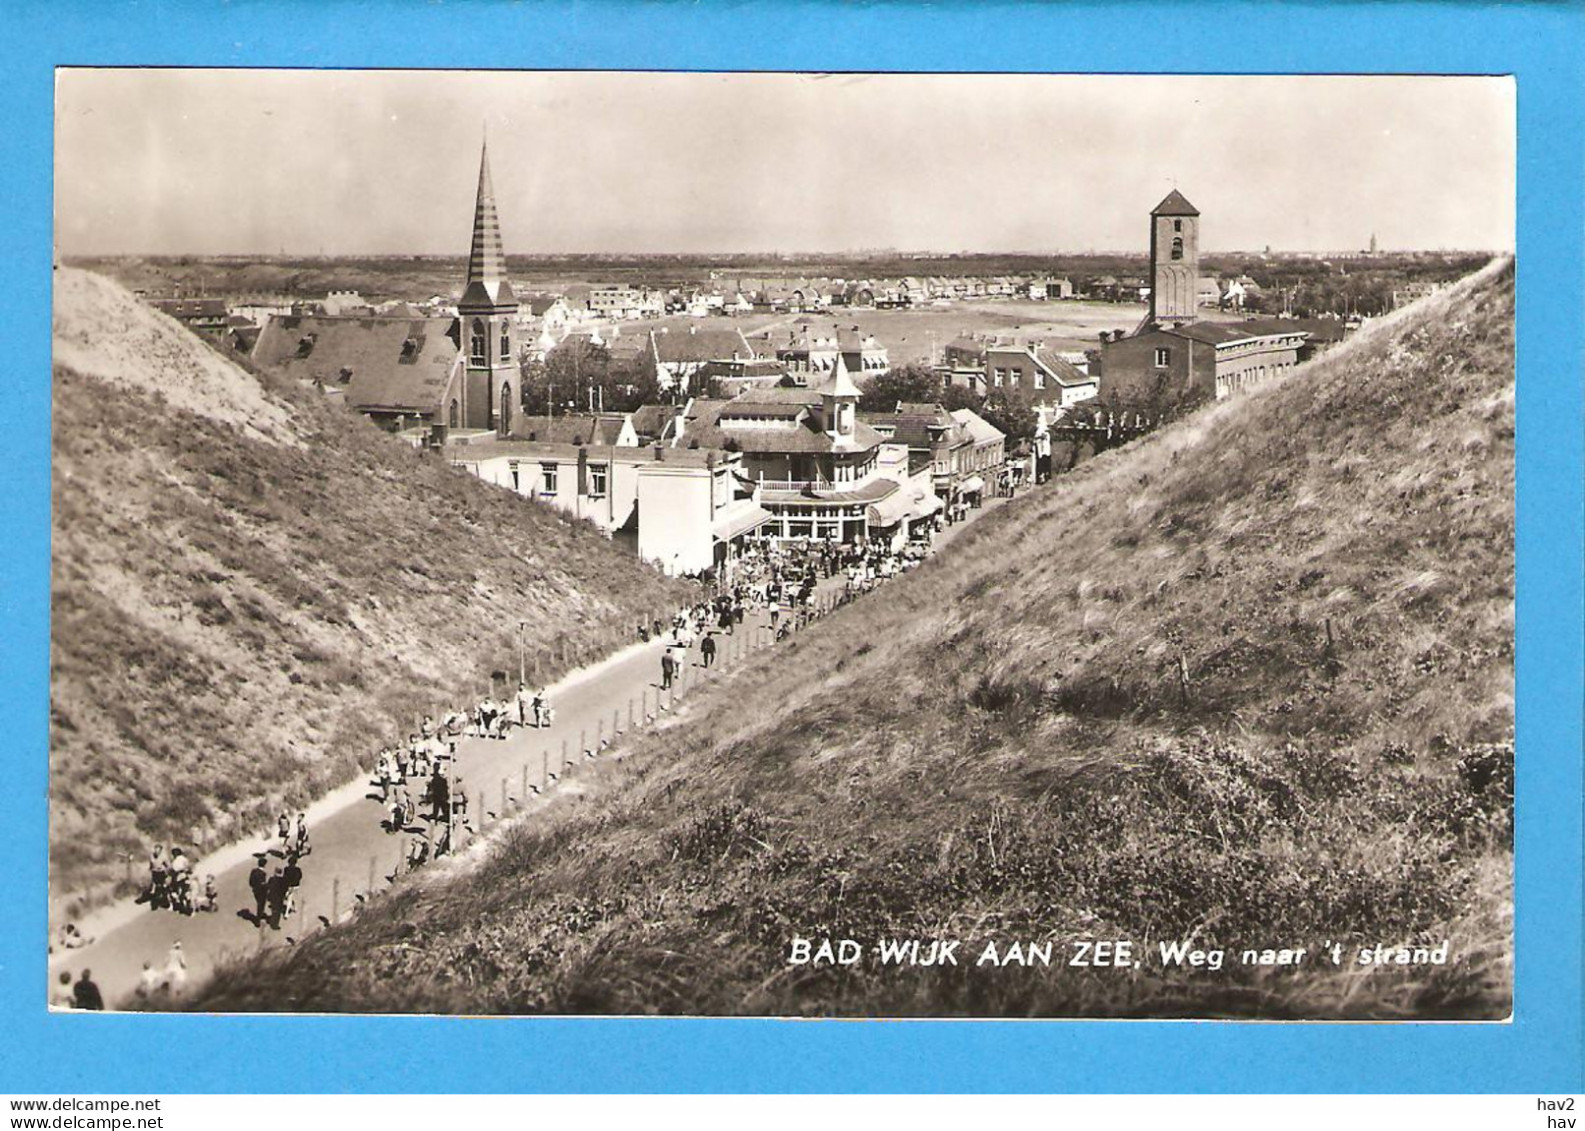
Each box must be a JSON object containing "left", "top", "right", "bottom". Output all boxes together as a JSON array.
[{"left": 460, "top": 136, "right": 517, "bottom": 312}]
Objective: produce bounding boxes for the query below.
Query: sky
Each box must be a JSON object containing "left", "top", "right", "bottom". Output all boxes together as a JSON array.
[{"left": 54, "top": 70, "right": 1514, "bottom": 256}]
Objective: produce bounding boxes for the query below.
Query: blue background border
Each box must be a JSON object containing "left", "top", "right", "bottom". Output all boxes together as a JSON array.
[{"left": 2, "top": 1, "right": 1580, "bottom": 1094}]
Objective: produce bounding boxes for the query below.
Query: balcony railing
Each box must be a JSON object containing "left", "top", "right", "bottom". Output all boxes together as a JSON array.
[{"left": 756, "top": 479, "right": 826, "bottom": 492}]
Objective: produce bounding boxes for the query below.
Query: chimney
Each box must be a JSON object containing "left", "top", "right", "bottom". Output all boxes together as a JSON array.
[{"left": 653, "top": 443, "right": 665, "bottom": 461}]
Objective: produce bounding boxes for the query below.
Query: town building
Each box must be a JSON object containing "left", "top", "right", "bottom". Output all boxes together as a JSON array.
[
  {"left": 773, "top": 322, "right": 889, "bottom": 384},
  {"left": 673, "top": 356, "right": 940, "bottom": 546},
  {"left": 509, "top": 412, "right": 638, "bottom": 448},
  {"left": 321, "top": 290, "right": 371, "bottom": 317},
  {"left": 445, "top": 437, "right": 771, "bottom": 577},
  {"left": 149, "top": 298, "right": 230, "bottom": 341},
  {"left": 1099, "top": 320, "right": 1308, "bottom": 404},
  {"left": 647, "top": 326, "right": 758, "bottom": 393},
  {"left": 587, "top": 286, "right": 664, "bottom": 320},
  {"left": 860, "top": 402, "right": 1006, "bottom": 508},
  {"left": 949, "top": 408, "right": 1008, "bottom": 503},
  {"left": 983, "top": 343, "right": 1099, "bottom": 410}
]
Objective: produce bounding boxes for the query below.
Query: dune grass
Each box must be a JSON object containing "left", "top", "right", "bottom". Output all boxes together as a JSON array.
[{"left": 193, "top": 260, "right": 1514, "bottom": 1018}]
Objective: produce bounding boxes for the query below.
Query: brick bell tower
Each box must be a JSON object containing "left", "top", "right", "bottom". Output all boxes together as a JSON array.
[
  {"left": 458, "top": 137, "right": 520, "bottom": 435},
  {"left": 1149, "top": 188, "right": 1200, "bottom": 327}
]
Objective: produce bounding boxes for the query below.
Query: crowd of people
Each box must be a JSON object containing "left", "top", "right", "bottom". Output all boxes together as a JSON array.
[{"left": 137, "top": 843, "right": 219, "bottom": 917}]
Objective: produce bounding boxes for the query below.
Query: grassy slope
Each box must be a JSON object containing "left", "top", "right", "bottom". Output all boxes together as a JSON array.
[
  {"left": 50, "top": 271, "right": 692, "bottom": 904},
  {"left": 196, "top": 260, "right": 1514, "bottom": 1018}
]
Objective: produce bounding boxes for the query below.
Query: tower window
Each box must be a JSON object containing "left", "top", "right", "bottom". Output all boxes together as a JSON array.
[
  {"left": 500, "top": 329, "right": 511, "bottom": 359},
  {"left": 469, "top": 319, "right": 487, "bottom": 364},
  {"left": 1174, "top": 219, "right": 1183, "bottom": 232},
  {"left": 1171, "top": 237, "right": 1184, "bottom": 261}
]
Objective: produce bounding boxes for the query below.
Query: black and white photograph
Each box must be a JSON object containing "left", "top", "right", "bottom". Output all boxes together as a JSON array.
[{"left": 48, "top": 69, "right": 1515, "bottom": 1019}]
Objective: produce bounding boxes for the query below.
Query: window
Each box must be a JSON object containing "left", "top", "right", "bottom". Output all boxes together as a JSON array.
[
  {"left": 469, "top": 319, "right": 487, "bottom": 364},
  {"left": 590, "top": 465, "right": 608, "bottom": 497},
  {"left": 1154, "top": 347, "right": 1171, "bottom": 368},
  {"left": 1009, "top": 371, "right": 1021, "bottom": 388},
  {"left": 540, "top": 463, "right": 558, "bottom": 494},
  {"left": 993, "top": 368, "right": 1005, "bottom": 388},
  {"left": 1171, "top": 237, "right": 1184, "bottom": 261},
  {"left": 1034, "top": 370, "right": 1046, "bottom": 390},
  {"left": 500, "top": 329, "right": 511, "bottom": 359},
  {"left": 1174, "top": 219, "right": 1183, "bottom": 233}
]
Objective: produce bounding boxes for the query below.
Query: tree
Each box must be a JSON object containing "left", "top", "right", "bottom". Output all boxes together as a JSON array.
[
  {"left": 857, "top": 362, "right": 943, "bottom": 412},
  {"left": 978, "top": 386, "right": 1038, "bottom": 440},
  {"left": 521, "top": 337, "right": 664, "bottom": 416},
  {"left": 937, "top": 383, "right": 983, "bottom": 414}
]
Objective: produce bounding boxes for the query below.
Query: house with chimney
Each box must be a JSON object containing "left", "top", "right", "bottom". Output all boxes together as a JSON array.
[
  {"left": 647, "top": 326, "right": 758, "bottom": 393},
  {"left": 774, "top": 321, "right": 889, "bottom": 384}
]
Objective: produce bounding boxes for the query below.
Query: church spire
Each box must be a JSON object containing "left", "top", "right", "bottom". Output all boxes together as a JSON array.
[{"left": 461, "top": 136, "right": 516, "bottom": 311}]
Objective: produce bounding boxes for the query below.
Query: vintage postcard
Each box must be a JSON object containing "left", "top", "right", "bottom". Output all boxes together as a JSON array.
[{"left": 44, "top": 68, "right": 1519, "bottom": 1022}]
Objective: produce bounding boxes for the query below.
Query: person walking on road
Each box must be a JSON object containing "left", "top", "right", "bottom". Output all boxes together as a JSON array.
[
  {"left": 266, "top": 866, "right": 288, "bottom": 930},
  {"left": 701, "top": 633, "right": 717, "bottom": 669},
  {"left": 72, "top": 969, "right": 104, "bottom": 1011},
  {"left": 248, "top": 855, "right": 269, "bottom": 925},
  {"left": 136, "top": 961, "right": 162, "bottom": 1003},
  {"left": 282, "top": 855, "right": 304, "bottom": 921},
  {"left": 164, "top": 942, "right": 188, "bottom": 998},
  {"left": 660, "top": 647, "right": 676, "bottom": 690}
]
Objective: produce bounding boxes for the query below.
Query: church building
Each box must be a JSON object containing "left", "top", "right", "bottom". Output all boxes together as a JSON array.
[
  {"left": 1097, "top": 190, "right": 1309, "bottom": 409},
  {"left": 252, "top": 139, "right": 520, "bottom": 435}
]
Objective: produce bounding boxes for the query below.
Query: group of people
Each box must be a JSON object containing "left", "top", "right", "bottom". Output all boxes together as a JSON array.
[
  {"left": 140, "top": 843, "right": 219, "bottom": 917},
  {"left": 53, "top": 943, "right": 188, "bottom": 1010},
  {"left": 247, "top": 849, "right": 307, "bottom": 930},
  {"left": 365, "top": 711, "right": 481, "bottom": 872}
]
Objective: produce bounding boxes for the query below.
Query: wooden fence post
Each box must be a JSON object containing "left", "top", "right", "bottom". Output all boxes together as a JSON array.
[
  {"left": 331, "top": 877, "right": 340, "bottom": 924},
  {"left": 368, "top": 855, "right": 376, "bottom": 895}
]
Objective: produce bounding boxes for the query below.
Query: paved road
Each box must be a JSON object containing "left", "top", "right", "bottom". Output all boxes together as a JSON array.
[{"left": 49, "top": 615, "right": 778, "bottom": 1010}]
